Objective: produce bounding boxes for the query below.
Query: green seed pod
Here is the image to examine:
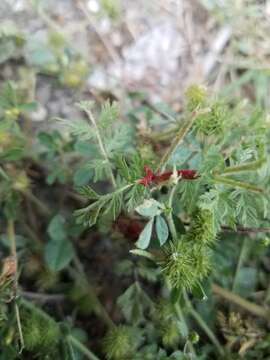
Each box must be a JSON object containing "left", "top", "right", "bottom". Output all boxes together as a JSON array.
[
  {"left": 160, "top": 239, "right": 198, "bottom": 291},
  {"left": 154, "top": 299, "right": 174, "bottom": 322},
  {"left": 192, "top": 245, "right": 212, "bottom": 280},
  {"left": 103, "top": 325, "right": 136, "bottom": 360},
  {"left": 23, "top": 312, "right": 60, "bottom": 353},
  {"left": 195, "top": 102, "right": 227, "bottom": 135},
  {"left": 188, "top": 331, "right": 200, "bottom": 344},
  {"left": 161, "top": 319, "right": 180, "bottom": 348},
  {"left": 187, "top": 209, "right": 216, "bottom": 246},
  {"left": 185, "top": 85, "right": 207, "bottom": 112}
]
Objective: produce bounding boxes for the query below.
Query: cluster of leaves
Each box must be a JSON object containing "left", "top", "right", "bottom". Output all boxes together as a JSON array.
[{"left": 0, "top": 72, "right": 270, "bottom": 360}]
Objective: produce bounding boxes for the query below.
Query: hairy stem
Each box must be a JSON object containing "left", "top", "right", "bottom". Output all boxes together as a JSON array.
[
  {"left": 232, "top": 237, "right": 249, "bottom": 293},
  {"left": 221, "top": 225, "right": 270, "bottom": 234},
  {"left": 212, "top": 283, "right": 269, "bottom": 318},
  {"left": 165, "top": 281, "right": 196, "bottom": 357},
  {"left": 83, "top": 107, "right": 117, "bottom": 188},
  {"left": 175, "top": 302, "right": 197, "bottom": 357},
  {"left": 156, "top": 109, "right": 206, "bottom": 173},
  {"left": 219, "top": 158, "right": 265, "bottom": 176},
  {"left": 213, "top": 175, "right": 263, "bottom": 193},
  {"left": 156, "top": 112, "right": 196, "bottom": 172},
  {"left": 8, "top": 219, "right": 17, "bottom": 261},
  {"left": 184, "top": 292, "right": 224, "bottom": 356},
  {"left": 166, "top": 184, "right": 178, "bottom": 240},
  {"left": 68, "top": 334, "right": 101, "bottom": 360},
  {"left": 7, "top": 220, "right": 25, "bottom": 351},
  {"left": 22, "top": 190, "right": 51, "bottom": 217}
]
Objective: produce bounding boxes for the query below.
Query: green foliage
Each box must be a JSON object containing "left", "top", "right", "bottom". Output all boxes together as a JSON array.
[
  {"left": 1, "top": 27, "right": 270, "bottom": 359},
  {"left": 23, "top": 310, "right": 60, "bottom": 353},
  {"left": 186, "top": 209, "right": 216, "bottom": 245},
  {"left": 185, "top": 85, "right": 207, "bottom": 112},
  {"left": 103, "top": 325, "right": 140, "bottom": 360},
  {"left": 160, "top": 239, "right": 209, "bottom": 291},
  {"left": 45, "top": 215, "right": 75, "bottom": 271}
]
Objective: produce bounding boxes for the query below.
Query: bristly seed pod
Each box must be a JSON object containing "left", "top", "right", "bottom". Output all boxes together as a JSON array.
[
  {"left": 160, "top": 239, "right": 199, "bottom": 291},
  {"left": 103, "top": 325, "right": 137, "bottom": 360},
  {"left": 186, "top": 209, "right": 216, "bottom": 246}
]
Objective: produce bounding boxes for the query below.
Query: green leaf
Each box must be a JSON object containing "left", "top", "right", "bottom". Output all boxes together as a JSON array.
[
  {"left": 77, "top": 185, "right": 99, "bottom": 200},
  {"left": 47, "top": 215, "right": 66, "bottom": 241},
  {"left": 155, "top": 215, "right": 169, "bottom": 246},
  {"left": 136, "top": 199, "right": 163, "bottom": 218},
  {"left": 74, "top": 141, "right": 97, "bottom": 156},
  {"left": 98, "top": 101, "right": 119, "bottom": 130},
  {"left": 45, "top": 239, "right": 74, "bottom": 272},
  {"left": 117, "top": 282, "right": 152, "bottom": 324},
  {"left": 135, "top": 218, "right": 154, "bottom": 250},
  {"left": 60, "top": 118, "right": 93, "bottom": 141},
  {"left": 73, "top": 166, "right": 93, "bottom": 186}
]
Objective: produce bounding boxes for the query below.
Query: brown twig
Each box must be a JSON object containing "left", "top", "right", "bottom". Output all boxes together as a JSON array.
[
  {"left": 21, "top": 291, "right": 65, "bottom": 303},
  {"left": 221, "top": 225, "right": 270, "bottom": 235},
  {"left": 182, "top": 220, "right": 270, "bottom": 236},
  {"left": 212, "top": 284, "right": 269, "bottom": 319}
]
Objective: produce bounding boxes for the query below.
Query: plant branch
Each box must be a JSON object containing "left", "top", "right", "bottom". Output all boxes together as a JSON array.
[
  {"left": 174, "top": 301, "right": 197, "bottom": 357},
  {"left": 213, "top": 175, "right": 264, "bottom": 193},
  {"left": 166, "top": 184, "right": 178, "bottom": 240},
  {"left": 156, "top": 110, "right": 204, "bottom": 173},
  {"left": 22, "top": 190, "right": 51, "bottom": 217},
  {"left": 232, "top": 237, "right": 249, "bottom": 293},
  {"left": 21, "top": 291, "right": 65, "bottom": 303},
  {"left": 166, "top": 283, "right": 196, "bottom": 357},
  {"left": 218, "top": 158, "right": 265, "bottom": 176},
  {"left": 83, "top": 107, "right": 117, "bottom": 188},
  {"left": 7, "top": 220, "right": 25, "bottom": 351},
  {"left": 221, "top": 225, "right": 270, "bottom": 234},
  {"left": 8, "top": 219, "right": 17, "bottom": 261},
  {"left": 212, "top": 283, "right": 269, "bottom": 319},
  {"left": 183, "top": 291, "right": 224, "bottom": 356},
  {"left": 67, "top": 334, "right": 101, "bottom": 360}
]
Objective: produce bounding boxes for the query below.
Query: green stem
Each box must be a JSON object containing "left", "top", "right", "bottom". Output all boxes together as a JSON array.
[
  {"left": 184, "top": 292, "right": 224, "bottom": 356},
  {"left": 0, "top": 165, "right": 9, "bottom": 180},
  {"left": 15, "top": 302, "right": 25, "bottom": 352},
  {"left": 82, "top": 106, "right": 117, "bottom": 189},
  {"left": 156, "top": 109, "right": 206, "bottom": 172},
  {"left": 218, "top": 158, "right": 265, "bottom": 175},
  {"left": 174, "top": 302, "right": 196, "bottom": 357},
  {"left": 213, "top": 175, "right": 263, "bottom": 193},
  {"left": 8, "top": 219, "right": 17, "bottom": 261},
  {"left": 67, "top": 334, "right": 101, "bottom": 360},
  {"left": 22, "top": 190, "right": 51, "bottom": 217},
  {"left": 232, "top": 237, "right": 249, "bottom": 293},
  {"left": 166, "top": 185, "right": 178, "bottom": 240},
  {"left": 165, "top": 280, "right": 196, "bottom": 358},
  {"left": 7, "top": 220, "right": 25, "bottom": 351}
]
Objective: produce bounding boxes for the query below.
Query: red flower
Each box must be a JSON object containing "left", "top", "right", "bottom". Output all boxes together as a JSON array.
[{"left": 138, "top": 166, "right": 199, "bottom": 187}]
